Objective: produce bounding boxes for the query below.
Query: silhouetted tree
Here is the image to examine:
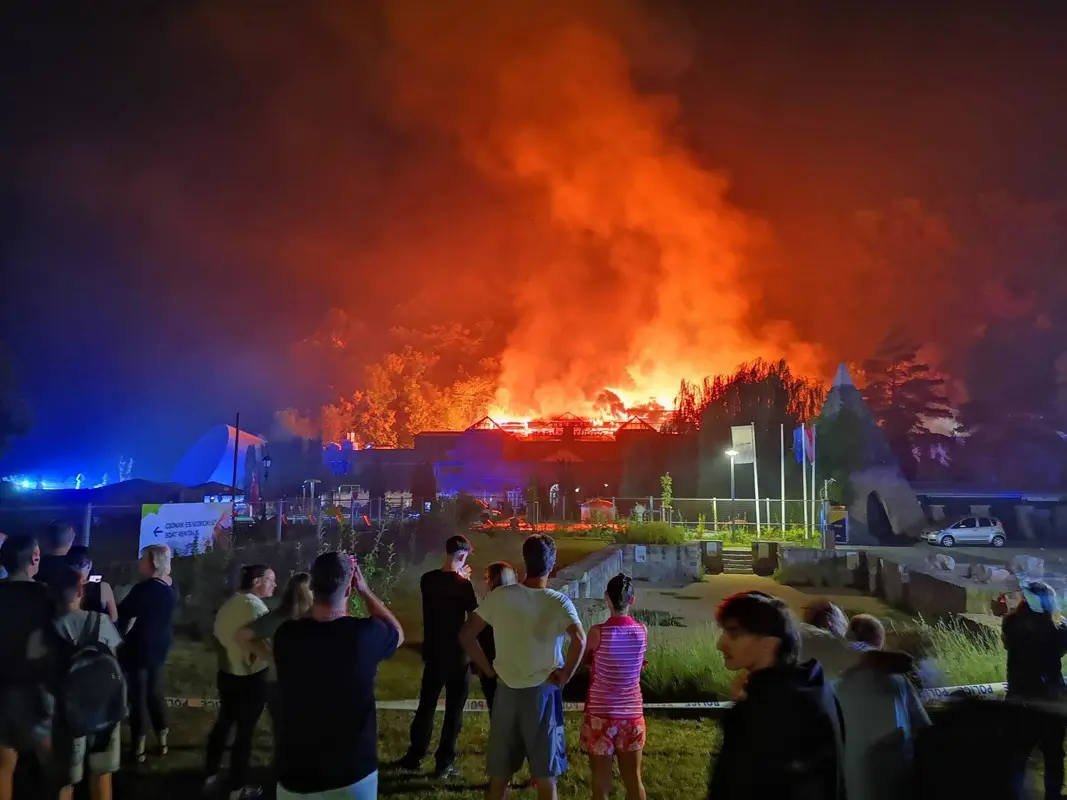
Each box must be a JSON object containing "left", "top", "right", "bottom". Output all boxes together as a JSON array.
[
  {"left": 666, "top": 359, "right": 825, "bottom": 497},
  {"left": 860, "top": 329, "right": 951, "bottom": 479}
]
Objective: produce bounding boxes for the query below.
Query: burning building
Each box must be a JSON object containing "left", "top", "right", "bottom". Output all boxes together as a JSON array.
[{"left": 322, "top": 412, "right": 678, "bottom": 505}]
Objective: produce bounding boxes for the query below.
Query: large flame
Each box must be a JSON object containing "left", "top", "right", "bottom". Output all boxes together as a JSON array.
[{"left": 384, "top": 2, "right": 819, "bottom": 432}]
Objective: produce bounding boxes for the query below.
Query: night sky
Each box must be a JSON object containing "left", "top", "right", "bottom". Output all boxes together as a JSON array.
[{"left": 3, "top": 1, "right": 1066, "bottom": 481}]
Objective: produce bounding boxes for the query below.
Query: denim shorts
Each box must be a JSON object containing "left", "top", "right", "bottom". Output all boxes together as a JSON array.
[
  {"left": 486, "top": 682, "right": 568, "bottom": 780},
  {"left": 277, "top": 770, "right": 378, "bottom": 800}
]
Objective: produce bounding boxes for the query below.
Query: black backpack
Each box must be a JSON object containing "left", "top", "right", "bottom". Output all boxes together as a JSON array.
[{"left": 53, "top": 613, "right": 128, "bottom": 737}]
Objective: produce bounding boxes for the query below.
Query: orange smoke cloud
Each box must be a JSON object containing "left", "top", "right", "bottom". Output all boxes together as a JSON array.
[{"left": 381, "top": 0, "right": 819, "bottom": 419}]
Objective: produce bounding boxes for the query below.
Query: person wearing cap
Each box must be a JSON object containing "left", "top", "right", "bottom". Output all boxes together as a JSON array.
[
  {"left": 999, "top": 580, "right": 1067, "bottom": 800},
  {"left": 272, "top": 552, "right": 403, "bottom": 800}
]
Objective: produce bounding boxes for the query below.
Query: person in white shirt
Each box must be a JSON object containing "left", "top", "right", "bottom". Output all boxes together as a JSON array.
[
  {"left": 205, "top": 564, "right": 277, "bottom": 800},
  {"left": 460, "top": 534, "right": 586, "bottom": 800}
]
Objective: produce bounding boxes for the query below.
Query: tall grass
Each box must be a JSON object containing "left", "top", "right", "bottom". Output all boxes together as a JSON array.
[
  {"left": 636, "top": 618, "right": 1008, "bottom": 702},
  {"left": 892, "top": 618, "right": 1006, "bottom": 687},
  {"left": 642, "top": 626, "right": 732, "bottom": 701}
]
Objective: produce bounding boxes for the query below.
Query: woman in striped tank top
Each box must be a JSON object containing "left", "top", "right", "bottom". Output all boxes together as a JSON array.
[{"left": 581, "top": 573, "right": 648, "bottom": 800}]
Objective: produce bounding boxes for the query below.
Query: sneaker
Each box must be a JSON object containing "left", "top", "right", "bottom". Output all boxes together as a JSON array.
[
  {"left": 228, "top": 787, "right": 263, "bottom": 800},
  {"left": 433, "top": 763, "right": 459, "bottom": 780}
]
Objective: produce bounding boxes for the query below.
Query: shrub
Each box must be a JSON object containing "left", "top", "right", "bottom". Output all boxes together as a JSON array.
[
  {"left": 622, "top": 521, "right": 690, "bottom": 545},
  {"left": 345, "top": 528, "right": 403, "bottom": 618}
]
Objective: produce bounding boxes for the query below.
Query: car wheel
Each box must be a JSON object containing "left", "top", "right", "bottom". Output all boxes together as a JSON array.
[
  {"left": 992, "top": 535, "right": 1006, "bottom": 547},
  {"left": 940, "top": 535, "right": 955, "bottom": 547}
]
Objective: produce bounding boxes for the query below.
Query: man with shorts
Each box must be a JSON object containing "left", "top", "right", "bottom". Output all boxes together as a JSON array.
[{"left": 460, "top": 534, "right": 586, "bottom": 800}]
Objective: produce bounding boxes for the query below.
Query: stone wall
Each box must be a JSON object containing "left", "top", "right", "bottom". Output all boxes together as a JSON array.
[
  {"left": 550, "top": 543, "right": 702, "bottom": 599},
  {"left": 550, "top": 546, "right": 624, "bottom": 600},
  {"left": 621, "top": 543, "right": 702, "bottom": 584}
]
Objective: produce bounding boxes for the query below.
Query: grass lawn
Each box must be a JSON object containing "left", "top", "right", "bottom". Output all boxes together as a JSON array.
[
  {"left": 120, "top": 543, "right": 1035, "bottom": 798},
  {"left": 114, "top": 711, "right": 719, "bottom": 799}
]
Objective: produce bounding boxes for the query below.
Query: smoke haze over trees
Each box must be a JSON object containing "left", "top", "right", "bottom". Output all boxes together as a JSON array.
[{"left": 4, "top": 1, "right": 1067, "bottom": 477}]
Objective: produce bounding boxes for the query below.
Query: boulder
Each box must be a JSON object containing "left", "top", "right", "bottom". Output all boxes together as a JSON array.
[
  {"left": 927, "top": 554, "right": 956, "bottom": 572},
  {"left": 991, "top": 568, "right": 1013, "bottom": 584},
  {"left": 969, "top": 564, "right": 995, "bottom": 583},
  {"left": 1010, "top": 555, "right": 1045, "bottom": 577}
]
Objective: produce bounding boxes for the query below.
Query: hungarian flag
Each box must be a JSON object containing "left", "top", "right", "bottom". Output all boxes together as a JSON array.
[{"left": 793, "top": 426, "right": 816, "bottom": 463}]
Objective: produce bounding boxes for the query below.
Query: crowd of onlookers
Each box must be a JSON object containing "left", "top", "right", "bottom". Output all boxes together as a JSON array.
[{"left": 3, "top": 523, "right": 1067, "bottom": 800}]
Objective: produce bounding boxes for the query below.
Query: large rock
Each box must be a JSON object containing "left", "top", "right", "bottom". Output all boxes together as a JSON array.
[
  {"left": 1010, "top": 555, "right": 1045, "bottom": 577},
  {"left": 927, "top": 554, "right": 955, "bottom": 572},
  {"left": 970, "top": 564, "right": 1013, "bottom": 584}
]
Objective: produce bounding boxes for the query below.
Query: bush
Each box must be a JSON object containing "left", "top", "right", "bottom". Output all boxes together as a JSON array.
[
  {"left": 621, "top": 521, "right": 691, "bottom": 545},
  {"left": 710, "top": 526, "right": 822, "bottom": 548}
]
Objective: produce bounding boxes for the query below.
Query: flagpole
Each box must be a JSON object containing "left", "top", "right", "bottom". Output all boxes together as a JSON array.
[
  {"left": 752, "top": 422, "right": 761, "bottom": 539},
  {"left": 779, "top": 423, "right": 786, "bottom": 532},
  {"left": 811, "top": 449, "right": 818, "bottom": 545},
  {"left": 801, "top": 424, "right": 809, "bottom": 538}
]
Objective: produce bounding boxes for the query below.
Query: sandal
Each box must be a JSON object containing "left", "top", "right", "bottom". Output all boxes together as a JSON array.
[
  {"left": 157, "top": 728, "right": 169, "bottom": 756},
  {"left": 133, "top": 737, "right": 147, "bottom": 764}
]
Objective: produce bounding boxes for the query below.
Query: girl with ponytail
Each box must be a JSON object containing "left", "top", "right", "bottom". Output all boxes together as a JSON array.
[{"left": 581, "top": 573, "right": 648, "bottom": 800}]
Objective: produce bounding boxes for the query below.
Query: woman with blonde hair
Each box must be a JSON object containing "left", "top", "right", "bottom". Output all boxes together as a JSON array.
[
  {"left": 237, "top": 572, "right": 313, "bottom": 749},
  {"left": 476, "top": 561, "right": 517, "bottom": 711},
  {"left": 117, "top": 544, "right": 178, "bottom": 763}
]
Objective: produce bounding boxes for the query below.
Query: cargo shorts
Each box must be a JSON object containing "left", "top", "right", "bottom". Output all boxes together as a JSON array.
[{"left": 486, "top": 681, "right": 568, "bottom": 780}]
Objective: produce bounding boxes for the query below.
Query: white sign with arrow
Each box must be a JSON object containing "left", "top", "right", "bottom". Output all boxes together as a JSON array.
[{"left": 139, "top": 502, "right": 234, "bottom": 555}]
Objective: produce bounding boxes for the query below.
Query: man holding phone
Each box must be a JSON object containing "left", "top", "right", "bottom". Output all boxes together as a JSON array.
[
  {"left": 273, "top": 551, "right": 404, "bottom": 800},
  {"left": 397, "top": 535, "right": 478, "bottom": 779}
]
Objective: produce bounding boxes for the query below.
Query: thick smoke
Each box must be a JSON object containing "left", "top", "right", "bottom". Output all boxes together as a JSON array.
[{"left": 380, "top": 0, "right": 818, "bottom": 417}]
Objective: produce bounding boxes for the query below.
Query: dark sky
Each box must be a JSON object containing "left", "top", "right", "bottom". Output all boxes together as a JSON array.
[{"left": 2, "top": 0, "right": 1066, "bottom": 481}]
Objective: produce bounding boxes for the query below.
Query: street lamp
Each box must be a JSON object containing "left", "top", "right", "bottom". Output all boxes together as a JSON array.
[
  {"left": 725, "top": 449, "right": 739, "bottom": 532},
  {"left": 260, "top": 454, "right": 273, "bottom": 522}
]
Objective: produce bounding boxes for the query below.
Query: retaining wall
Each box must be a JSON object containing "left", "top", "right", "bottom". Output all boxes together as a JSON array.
[
  {"left": 774, "top": 547, "right": 1033, "bottom": 618},
  {"left": 550, "top": 546, "right": 625, "bottom": 600},
  {"left": 550, "top": 543, "right": 702, "bottom": 599},
  {"left": 621, "top": 543, "right": 703, "bottom": 584}
]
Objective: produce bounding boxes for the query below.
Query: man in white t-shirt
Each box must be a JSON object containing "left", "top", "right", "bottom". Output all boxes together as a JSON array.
[{"left": 460, "top": 534, "right": 585, "bottom": 800}]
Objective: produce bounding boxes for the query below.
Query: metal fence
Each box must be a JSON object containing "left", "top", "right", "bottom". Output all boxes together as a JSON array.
[{"left": 0, "top": 494, "right": 829, "bottom": 565}]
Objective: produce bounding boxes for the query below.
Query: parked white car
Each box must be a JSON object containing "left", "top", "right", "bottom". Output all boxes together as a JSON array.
[{"left": 923, "top": 516, "right": 1006, "bottom": 548}]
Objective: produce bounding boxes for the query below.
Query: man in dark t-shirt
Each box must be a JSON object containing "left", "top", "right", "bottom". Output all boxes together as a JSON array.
[
  {"left": 274, "top": 552, "right": 402, "bottom": 799},
  {"left": 396, "top": 535, "right": 477, "bottom": 778},
  {"left": 35, "top": 521, "right": 77, "bottom": 588}
]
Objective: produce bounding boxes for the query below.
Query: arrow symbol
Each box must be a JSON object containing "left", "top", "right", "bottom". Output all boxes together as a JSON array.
[{"left": 154, "top": 527, "right": 162, "bottom": 537}]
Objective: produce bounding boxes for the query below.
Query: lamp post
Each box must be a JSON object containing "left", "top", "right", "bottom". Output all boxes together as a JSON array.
[
  {"left": 725, "top": 449, "right": 738, "bottom": 533},
  {"left": 260, "top": 454, "right": 273, "bottom": 522}
]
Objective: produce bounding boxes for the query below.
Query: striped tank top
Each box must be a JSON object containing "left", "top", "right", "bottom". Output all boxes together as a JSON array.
[{"left": 586, "top": 615, "right": 647, "bottom": 719}]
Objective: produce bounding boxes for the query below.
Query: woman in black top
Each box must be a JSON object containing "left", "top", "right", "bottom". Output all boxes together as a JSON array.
[
  {"left": 118, "top": 544, "right": 178, "bottom": 763},
  {"left": 475, "top": 561, "right": 517, "bottom": 712}
]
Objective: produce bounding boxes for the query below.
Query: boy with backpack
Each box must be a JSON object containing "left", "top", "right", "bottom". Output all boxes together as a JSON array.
[{"left": 29, "top": 566, "right": 127, "bottom": 800}]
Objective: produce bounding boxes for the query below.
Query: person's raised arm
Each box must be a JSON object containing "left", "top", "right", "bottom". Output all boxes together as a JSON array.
[
  {"left": 353, "top": 560, "right": 404, "bottom": 649},
  {"left": 101, "top": 582, "right": 119, "bottom": 624},
  {"left": 460, "top": 613, "right": 494, "bottom": 678}
]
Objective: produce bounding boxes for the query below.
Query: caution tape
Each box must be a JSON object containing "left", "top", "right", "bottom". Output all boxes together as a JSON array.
[{"left": 164, "top": 682, "right": 1007, "bottom": 714}]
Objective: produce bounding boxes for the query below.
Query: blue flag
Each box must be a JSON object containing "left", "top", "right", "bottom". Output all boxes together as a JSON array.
[{"left": 794, "top": 426, "right": 815, "bottom": 464}]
